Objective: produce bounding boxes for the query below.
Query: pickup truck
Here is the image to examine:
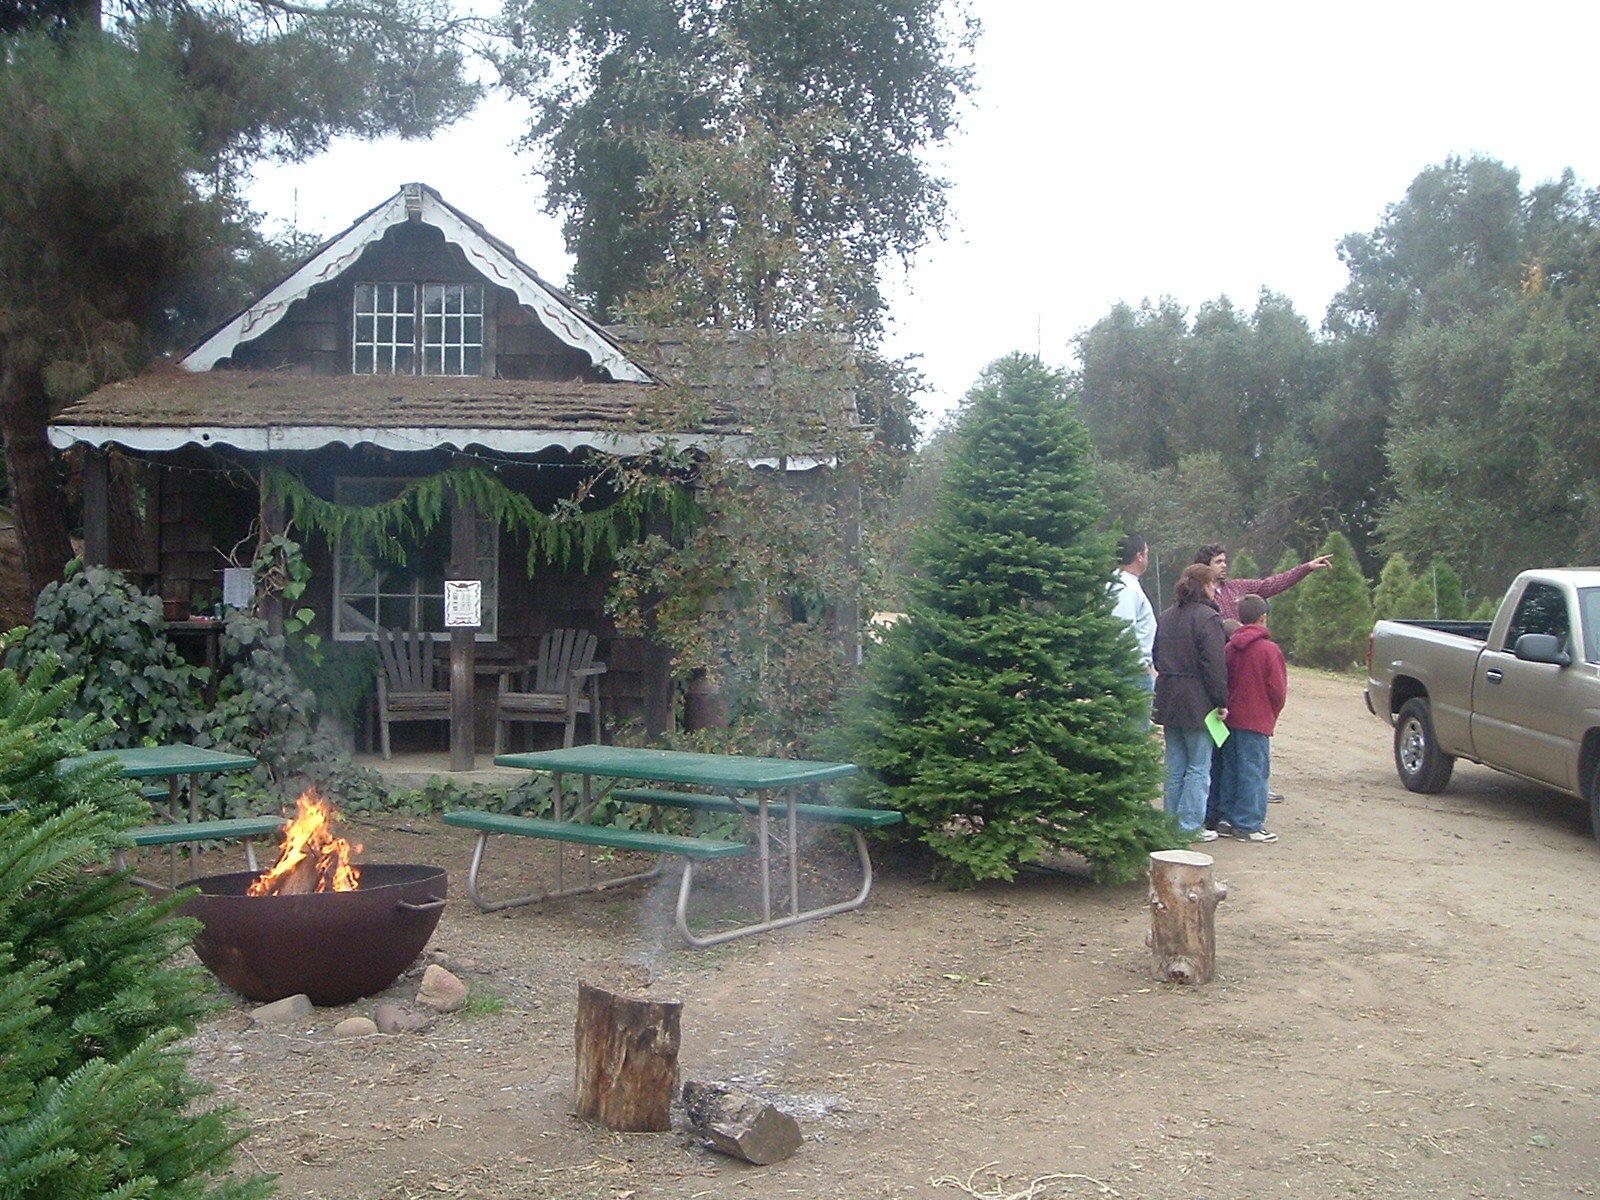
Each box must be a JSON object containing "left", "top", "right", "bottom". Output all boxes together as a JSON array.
[{"left": 1365, "top": 568, "right": 1600, "bottom": 840}]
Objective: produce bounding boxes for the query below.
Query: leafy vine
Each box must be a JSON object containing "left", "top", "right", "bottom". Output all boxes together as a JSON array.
[{"left": 265, "top": 464, "right": 698, "bottom": 577}]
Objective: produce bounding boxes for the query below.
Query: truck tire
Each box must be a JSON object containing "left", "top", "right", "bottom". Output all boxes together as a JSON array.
[
  {"left": 1395, "top": 698, "right": 1454, "bottom": 793},
  {"left": 1590, "top": 761, "right": 1600, "bottom": 845}
]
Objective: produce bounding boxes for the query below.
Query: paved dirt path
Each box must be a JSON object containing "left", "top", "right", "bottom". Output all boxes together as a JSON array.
[{"left": 184, "top": 668, "right": 1600, "bottom": 1199}]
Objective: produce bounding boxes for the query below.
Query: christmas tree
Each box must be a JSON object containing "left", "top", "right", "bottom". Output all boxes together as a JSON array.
[
  {"left": 0, "top": 640, "right": 272, "bottom": 1200},
  {"left": 851, "top": 354, "right": 1169, "bottom": 885}
]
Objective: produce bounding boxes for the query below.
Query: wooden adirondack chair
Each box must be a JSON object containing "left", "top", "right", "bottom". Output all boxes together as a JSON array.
[
  {"left": 373, "top": 628, "right": 451, "bottom": 760},
  {"left": 494, "top": 629, "right": 606, "bottom": 754}
]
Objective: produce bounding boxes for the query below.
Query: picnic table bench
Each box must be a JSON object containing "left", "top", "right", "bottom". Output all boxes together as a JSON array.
[{"left": 452, "top": 746, "right": 898, "bottom": 946}]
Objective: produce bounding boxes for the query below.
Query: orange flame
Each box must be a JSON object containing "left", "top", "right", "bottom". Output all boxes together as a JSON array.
[{"left": 247, "top": 788, "right": 363, "bottom": 896}]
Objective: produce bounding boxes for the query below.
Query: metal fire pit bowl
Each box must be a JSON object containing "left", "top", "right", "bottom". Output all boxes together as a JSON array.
[{"left": 179, "top": 864, "right": 448, "bottom": 1007}]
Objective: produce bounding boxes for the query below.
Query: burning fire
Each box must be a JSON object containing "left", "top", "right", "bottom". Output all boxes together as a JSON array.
[{"left": 248, "top": 788, "right": 363, "bottom": 896}]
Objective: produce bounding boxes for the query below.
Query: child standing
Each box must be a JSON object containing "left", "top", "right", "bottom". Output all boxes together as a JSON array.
[{"left": 1220, "top": 593, "right": 1287, "bottom": 843}]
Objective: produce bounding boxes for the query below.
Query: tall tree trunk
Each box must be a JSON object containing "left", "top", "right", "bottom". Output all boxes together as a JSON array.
[{"left": 0, "top": 355, "right": 75, "bottom": 598}]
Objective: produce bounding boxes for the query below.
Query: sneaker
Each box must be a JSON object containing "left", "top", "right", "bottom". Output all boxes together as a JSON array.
[
  {"left": 1215, "top": 821, "right": 1236, "bottom": 836},
  {"left": 1268, "top": 792, "right": 1285, "bottom": 804},
  {"left": 1234, "top": 828, "right": 1278, "bottom": 843},
  {"left": 1189, "top": 828, "right": 1219, "bottom": 843}
]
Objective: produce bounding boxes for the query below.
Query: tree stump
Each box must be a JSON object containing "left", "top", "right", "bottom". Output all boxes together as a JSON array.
[
  {"left": 574, "top": 980, "right": 681, "bottom": 1131},
  {"left": 1148, "top": 850, "right": 1227, "bottom": 985}
]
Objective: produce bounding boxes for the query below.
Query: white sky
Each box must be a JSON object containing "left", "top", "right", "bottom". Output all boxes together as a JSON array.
[{"left": 246, "top": 0, "right": 1600, "bottom": 431}]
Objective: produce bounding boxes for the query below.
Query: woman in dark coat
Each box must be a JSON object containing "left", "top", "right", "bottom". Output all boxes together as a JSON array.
[{"left": 1152, "top": 562, "right": 1229, "bottom": 841}]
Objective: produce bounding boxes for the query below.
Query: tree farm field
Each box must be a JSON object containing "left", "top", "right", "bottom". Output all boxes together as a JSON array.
[{"left": 182, "top": 668, "right": 1600, "bottom": 1200}]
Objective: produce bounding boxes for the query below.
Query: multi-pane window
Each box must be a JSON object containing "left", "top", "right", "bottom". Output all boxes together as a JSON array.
[
  {"left": 332, "top": 478, "right": 498, "bottom": 641},
  {"left": 354, "top": 283, "right": 483, "bottom": 376},
  {"left": 353, "top": 284, "right": 415, "bottom": 375}
]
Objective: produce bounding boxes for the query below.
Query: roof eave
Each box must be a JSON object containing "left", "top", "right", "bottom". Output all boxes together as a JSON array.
[{"left": 46, "top": 423, "right": 835, "bottom": 468}]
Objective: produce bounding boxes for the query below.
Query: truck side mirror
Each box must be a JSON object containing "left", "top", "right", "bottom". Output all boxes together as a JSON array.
[{"left": 1513, "top": 632, "right": 1572, "bottom": 667}]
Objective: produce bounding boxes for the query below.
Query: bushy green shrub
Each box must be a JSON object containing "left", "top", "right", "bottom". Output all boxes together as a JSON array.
[
  {"left": 0, "top": 637, "right": 273, "bottom": 1200},
  {"left": 849, "top": 354, "right": 1171, "bottom": 886},
  {"left": 7, "top": 562, "right": 205, "bottom": 750},
  {"left": 9, "top": 562, "right": 385, "bottom": 817}
]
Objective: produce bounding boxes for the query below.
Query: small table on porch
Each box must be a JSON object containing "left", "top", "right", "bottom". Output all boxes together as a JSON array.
[{"left": 488, "top": 746, "right": 871, "bottom": 946}]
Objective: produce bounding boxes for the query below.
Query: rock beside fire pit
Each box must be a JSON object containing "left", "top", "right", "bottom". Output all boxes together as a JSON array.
[
  {"left": 375, "top": 1003, "right": 431, "bottom": 1034},
  {"left": 416, "top": 965, "right": 467, "bottom": 1013}
]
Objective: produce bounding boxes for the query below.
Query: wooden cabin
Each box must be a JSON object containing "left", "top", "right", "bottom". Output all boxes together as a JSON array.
[{"left": 49, "top": 183, "right": 858, "bottom": 763}]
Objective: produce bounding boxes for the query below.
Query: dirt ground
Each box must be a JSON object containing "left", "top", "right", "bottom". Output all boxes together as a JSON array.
[{"left": 172, "top": 668, "right": 1600, "bottom": 1200}]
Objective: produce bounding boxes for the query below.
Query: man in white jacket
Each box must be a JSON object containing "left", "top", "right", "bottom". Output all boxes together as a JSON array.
[{"left": 1110, "top": 534, "right": 1157, "bottom": 728}]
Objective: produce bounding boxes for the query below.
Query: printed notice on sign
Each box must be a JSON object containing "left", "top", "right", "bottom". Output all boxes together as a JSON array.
[{"left": 444, "top": 580, "right": 482, "bottom": 628}]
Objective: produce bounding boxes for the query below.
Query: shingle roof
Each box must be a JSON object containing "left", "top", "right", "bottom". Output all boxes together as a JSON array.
[{"left": 46, "top": 366, "right": 752, "bottom": 455}]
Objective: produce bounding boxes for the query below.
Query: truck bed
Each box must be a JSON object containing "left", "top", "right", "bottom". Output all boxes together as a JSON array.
[{"left": 1380, "top": 618, "right": 1491, "bottom": 642}]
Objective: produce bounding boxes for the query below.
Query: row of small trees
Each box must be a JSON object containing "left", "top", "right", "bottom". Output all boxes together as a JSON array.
[{"left": 1222, "top": 535, "right": 1488, "bottom": 672}]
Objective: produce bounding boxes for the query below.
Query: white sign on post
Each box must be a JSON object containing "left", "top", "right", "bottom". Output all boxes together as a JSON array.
[
  {"left": 443, "top": 580, "right": 482, "bottom": 628},
  {"left": 221, "top": 567, "right": 254, "bottom": 610}
]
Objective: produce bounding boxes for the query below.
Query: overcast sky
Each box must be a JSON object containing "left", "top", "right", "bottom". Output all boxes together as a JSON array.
[{"left": 247, "top": 0, "right": 1600, "bottom": 431}]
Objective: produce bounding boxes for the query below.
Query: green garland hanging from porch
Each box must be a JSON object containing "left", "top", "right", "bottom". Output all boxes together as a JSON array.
[{"left": 264, "top": 464, "right": 697, "bottom": 577}]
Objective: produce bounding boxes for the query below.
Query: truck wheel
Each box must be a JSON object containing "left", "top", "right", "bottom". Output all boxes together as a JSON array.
[
  {"left": 1395, "top": 698, "right": 1454, "bottom": 793},
  {"left": 1590, "top": 761, "right": 1600, "bottom": 844}
]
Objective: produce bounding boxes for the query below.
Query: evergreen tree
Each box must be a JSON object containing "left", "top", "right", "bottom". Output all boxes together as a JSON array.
[
  {"left": 1430, "top": 561, "right": 1468, "bottom": 620},
  {"left": 850, "top": 354, "right": 1169, "bottom": 886},
  {"left": 0, "top": 636, "right": 271, "bottom": 1200},
  {"left": 1228, "top": 549, "right": 1261, "bottom": 582},
  {"left": 1292, "top": 531, "right": 1373, "bottom": 669},
  {"left": 1372, "top": 553, "right": 1434, "bottom": 619},
  {"left": 1266, "top": 548, "right": 1302, "bottom": 659}
]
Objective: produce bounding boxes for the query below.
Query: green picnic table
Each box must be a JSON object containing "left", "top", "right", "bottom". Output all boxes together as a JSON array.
[
  {"left": 60, "top": 743, "right": 264, "bottom": 888},
  {"left": 469, "top": 745, "right": 894, "bottom": 947}
]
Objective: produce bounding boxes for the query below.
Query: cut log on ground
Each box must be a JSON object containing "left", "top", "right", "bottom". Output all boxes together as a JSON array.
[
  {"left": 682, "top": 1080, "right": 802, "bottom": 1165},
  {"left": 1148, "top": 850, "right": 1227, "bottom": 985},
  {"left": 574, "top": 980, "right": 681, "bottom": 1132}
]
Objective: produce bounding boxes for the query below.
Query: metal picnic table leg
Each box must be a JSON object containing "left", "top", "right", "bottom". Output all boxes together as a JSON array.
[
  {"left": 756, "top": 793, "right": 772, "bottom": 922},
  {"left": 167, "top": 776, "right": 182, "bottom": 889},
  {"left": 553, "top": 770, "right": 565, "bottom": 894},
  {"left": 786, "top": 785, "right": 800, "bottom": 916}
]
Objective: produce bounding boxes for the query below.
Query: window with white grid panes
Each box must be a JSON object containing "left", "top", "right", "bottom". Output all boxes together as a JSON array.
[
  {"left": 352, "top": 284, "right": 416, "bottom": 375},
  {"left": 352, "top": 283, "right": 484, "bottom": 376},
  {"left": 332, "top": 478, "right": 498, "bottom": 640},
  {"left": 422, "top": 284, "right": 484, "bottom": 375}
]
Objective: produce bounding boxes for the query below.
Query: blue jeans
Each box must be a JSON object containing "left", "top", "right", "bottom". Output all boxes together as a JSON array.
[
  {"left": 1131, "top": 670, "right": 1155, "bottom": 731},
  {"left": 1163, "top": 725, "right": 1213, "bottom": 833},
  {"left": 1221, "top": 729, "right": 1271, "bottom": 834}
]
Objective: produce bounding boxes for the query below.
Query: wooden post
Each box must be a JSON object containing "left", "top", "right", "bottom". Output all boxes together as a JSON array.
[
  {"left": 82, "top": 448, "right": 109, "bottom": 567},
  {"left": 1148, "top": 850, "right": 1227, "bottom": 985},
  {"left": 448, "top": 483, "right": 476, "bottom": 772},
  {"left": 574, "top": 980, "right": 681, "bottom": 1132}
]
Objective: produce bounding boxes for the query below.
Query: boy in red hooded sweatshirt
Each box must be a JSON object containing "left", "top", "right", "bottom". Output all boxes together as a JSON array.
[{"left": 1220, "top": 593, "right": 1288, "bottom": 843}]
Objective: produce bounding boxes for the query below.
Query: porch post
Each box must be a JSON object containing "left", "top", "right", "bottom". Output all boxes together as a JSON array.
[
  {"left": 259, "top": 467, "right": 285, "bottom": 637},
  {"left": 82, "top": 448, "right": 110, "bottom": 567},
  {"left": 448, "top": 482, "right": 476, "bottom": 771}
]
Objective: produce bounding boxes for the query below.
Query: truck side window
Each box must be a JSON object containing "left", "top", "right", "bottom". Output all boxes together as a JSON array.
[
  {"left": 1579, "top": 588, "right": 1600, "bottom": 664},
  {"left": 1502, "top": 582, "right": 1570, "bottom": 652}
]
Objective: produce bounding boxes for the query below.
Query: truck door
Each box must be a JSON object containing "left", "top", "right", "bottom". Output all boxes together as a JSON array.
[{"left": 1469, "top": 581, "right": 1579, "bottom": 789}]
